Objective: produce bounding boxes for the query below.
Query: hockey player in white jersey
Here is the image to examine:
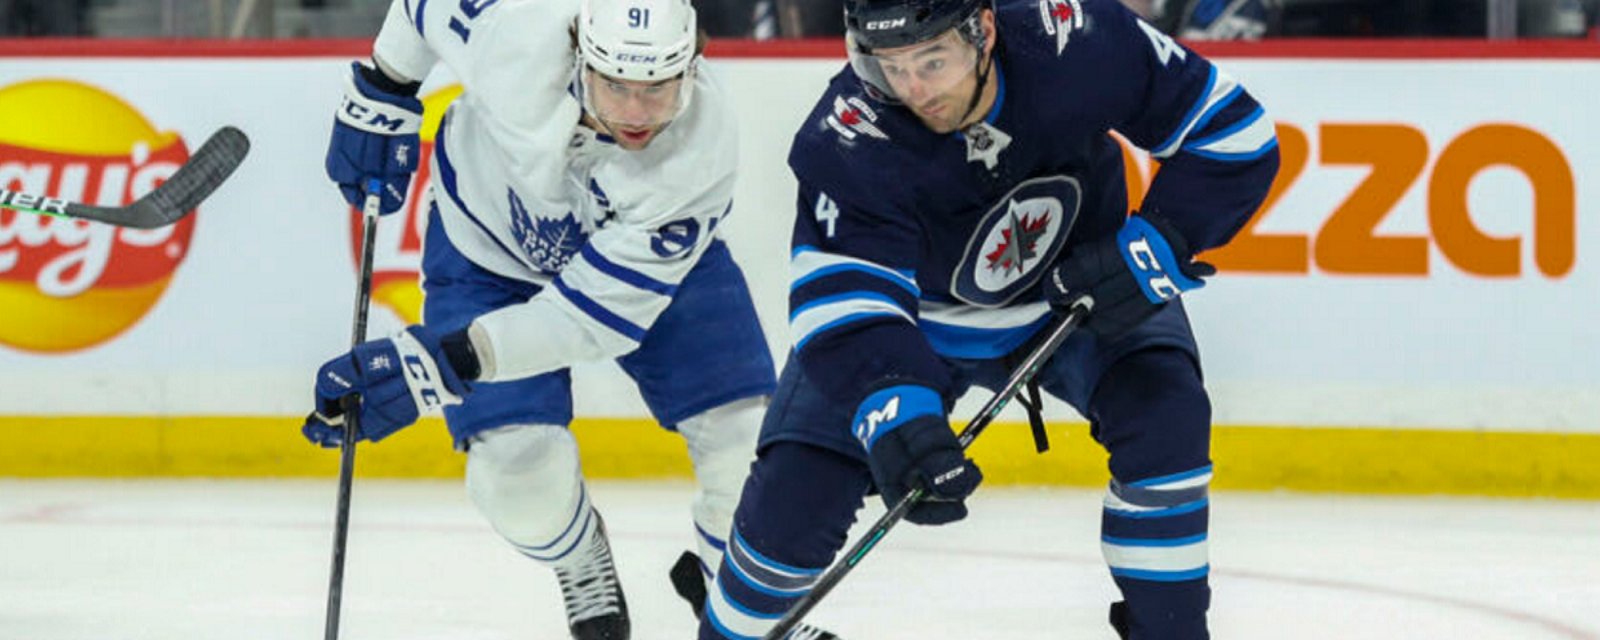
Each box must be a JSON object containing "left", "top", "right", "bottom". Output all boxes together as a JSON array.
[{"left": 300, "top": 0, "right": 834, "bottom": 638}]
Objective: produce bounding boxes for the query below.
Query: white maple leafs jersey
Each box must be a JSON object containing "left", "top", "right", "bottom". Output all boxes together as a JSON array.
[{"left": 371, "top": 0, "right": 739, "bottom": 381}]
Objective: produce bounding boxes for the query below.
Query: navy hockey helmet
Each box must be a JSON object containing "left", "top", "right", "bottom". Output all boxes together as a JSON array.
[
  {"left": 844, "top": 0, "right": 992, "bottom": 105},
  {"left": 844, "top": 0, "right": 986, "bottom": 51}
]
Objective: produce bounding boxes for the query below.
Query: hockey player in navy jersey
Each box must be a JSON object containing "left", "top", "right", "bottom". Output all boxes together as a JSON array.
[
  {"left": 298, "top": 0, "right": 846, "bottom": 638},
  {"left": 699, "top": 0, "right": 1278, "bottom": 638}
]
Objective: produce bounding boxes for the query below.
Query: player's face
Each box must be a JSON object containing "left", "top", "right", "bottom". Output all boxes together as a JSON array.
[
  {"left": 874, "top": 30, "right": 980, "bottom": 133},
  {"left": 584, "top": 69, "right": 685, "bottom": 150}
]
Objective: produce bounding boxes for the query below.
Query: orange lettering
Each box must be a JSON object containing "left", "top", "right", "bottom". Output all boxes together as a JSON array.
[
  {"left": 1204, "top": 123, "right": 1310, "bottom": 273},
  {"left": 1315, "top": 124, "right": 1430, "bottom": 276},
  {"left": 1429, "top": 124, "right": 1575, "bottom": 278}
]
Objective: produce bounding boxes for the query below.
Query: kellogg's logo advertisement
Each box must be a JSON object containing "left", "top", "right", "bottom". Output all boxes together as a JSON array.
[{"left": 0, "top": 79, "right": 197, "bottom": 353}]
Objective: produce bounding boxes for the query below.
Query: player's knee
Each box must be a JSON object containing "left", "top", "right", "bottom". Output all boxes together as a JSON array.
[
  {"left": 464, "top": 423, "right": 586, "bottom": 549},
  {"left": 1092, "top": 348, "right": 1211, "bottom": 482},
  {"left": 680, "top": 396, "right": 763, "bottom": 501},
  {"left": 731, "top": 442, "right": 871, "bottom": 570}
]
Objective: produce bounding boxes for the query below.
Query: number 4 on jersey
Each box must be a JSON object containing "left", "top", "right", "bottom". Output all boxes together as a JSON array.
[
  {"left": 1137, "top": 19, "right": 1186, "bottom": 66},
  {"left": 815, "top": 192, "right": 839, "bottom": 238}
]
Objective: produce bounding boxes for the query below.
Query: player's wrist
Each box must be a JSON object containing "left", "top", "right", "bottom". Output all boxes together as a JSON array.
[{"left": 357, "top": 59, "right": 422, "bottom": 99}]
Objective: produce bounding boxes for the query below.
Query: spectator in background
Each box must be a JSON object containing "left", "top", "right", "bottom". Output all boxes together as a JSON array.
[
  {"left": 1521, "top": 0, "right": 1594, "bottom": 37},
  {"left": 1122, "top": 0, "right": 1279, "bottom": 40},
  {"left": 691, "top": 0, "right": 842, "bottom": 38},
  {"left": 0, "top": 0, "right": 88, "bottom": 36}
]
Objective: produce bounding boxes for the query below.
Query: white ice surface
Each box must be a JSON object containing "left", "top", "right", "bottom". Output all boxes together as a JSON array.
[{"left": 0, "top": 480, "right": 1596, "bottom": 639}]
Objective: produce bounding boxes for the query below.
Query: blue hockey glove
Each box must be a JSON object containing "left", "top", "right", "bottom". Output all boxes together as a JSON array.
[
  {"left": 302, "top": 326, "right": 467, "bottom": 447},
  {"left": 325, "top": 61, "right": 423, "bottom": 215},
  {"left": 1046, "top": 213, "right": 1215, "bottom": 338},
  {"left": 854, "top": 385, "right": 983, "bottom": 526}
]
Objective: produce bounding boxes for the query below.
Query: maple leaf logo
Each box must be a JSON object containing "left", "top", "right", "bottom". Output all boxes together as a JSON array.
[
  {"left": 984, "top": 201, "right": 1051, "bottom": 276},
  {"left": 509, "top": 188, "right": 588, "bottom": 274},
  {"left": 1051, "top": 2, "right": 1074, "bottom": 22},
  {"left": 840, "top": 108, "right": 862, "bottom": 126}
]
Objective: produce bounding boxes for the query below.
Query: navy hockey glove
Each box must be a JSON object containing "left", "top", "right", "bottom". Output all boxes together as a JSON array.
[
  {"left": 854, "top": 385, "right": 983, "bottom": 526},
  {"left": 302, "top": 326, "right": 468, "bottom": 447},
  {"left": 325, "top": 61, "right": 423, "bottom": 215},
  {"left": 1046, "top": 213, "right": 1215, "bottom": 338}
]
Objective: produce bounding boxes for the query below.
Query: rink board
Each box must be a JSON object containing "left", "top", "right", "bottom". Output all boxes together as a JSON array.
[{"left": 0, "top": 39, "right": 1598, "bottom": 495}]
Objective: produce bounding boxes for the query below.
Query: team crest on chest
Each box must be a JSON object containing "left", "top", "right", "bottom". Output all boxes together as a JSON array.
[
  {"left": 1038, "top": 0, "right": 1085, "bottom": 55},
  {"left": 825, "top": 95, "right": 889, "bottom": 141},
  {"left": 509, "top": 188, "right": 589, "bottom": 274},
  {"left": 950, "top": 175, "right": 1082, "bottom": 307}
]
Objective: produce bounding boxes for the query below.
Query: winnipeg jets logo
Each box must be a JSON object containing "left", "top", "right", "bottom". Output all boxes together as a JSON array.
[
  {"left": 1037, "top": 0, "right": 1085, "bottom": 55},
  {"left": 984, "top": 201, "right": 1051, "bottom": 277},
  {"left": 825, "top": 95, "right": 889, "bottom": 141},
  {"left": 963, "top": 121, "right": 1012, "bottom": 170},
  {"left": 951, "top": 175, "right": 1082, "bottom": 307},
  {"left": 508, "top": 188, "right": 589, "bottom": 274}
]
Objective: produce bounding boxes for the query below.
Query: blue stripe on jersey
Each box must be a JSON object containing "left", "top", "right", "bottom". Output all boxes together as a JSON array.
[
  {"left": 403, "top": 0, "right": 414, "bottom": 25},
  {"left": 434, "top": 115, "right": 532, "bottom": 270},
  {"left": 413, "top": 0, "right": 429, "bottom": 36},
  {"left": 1130, "top": 464, "right": 1215, "bottom": 488},
  {"left": 791, "top": 245, "right": 918, "bottom": 295},
  {"left": 1183, "top": 106, "right": 1263, "bottom": 151},
  {"left": 1103, "top": 533, "right": 1208, "bottom": 548},
  {"left": 1103, "top": 501, "right": 1209, "bottom": 540},
  {"left": 578, "top": 243, "right": 677, "bottom": 296},
  {"left": 1104, "top": 497, "right": 1209, "bottom": 520},
  {"left": 794, "top": 311, "right": 908, "bottom": 352},
  {"left": 1182, "top": 85, "right": 1242, "bottom": 148},
  {"left": 733, "top": 529, "right": 822, "bottom": 578},
  {"left": 920, "top": 313, "right": 1051, "bottom": 359},
  {"left": 552, "top": 278, "right": 647, "bottom": 341},
  {"left": 1152, "top": 65, "right": 1217, "bottom": 156},
  {"left": 1110, "top": 566, "right": 1210, "bottom": 582},
  {"left": 789, "top": 291, "right": 908, "bottom": 322},
  {"left": 1185, "top": 138, "right": 1279, "bottom": 162},
  {"left": 791, "top": 263, "right": 919, "bottom": 296}
]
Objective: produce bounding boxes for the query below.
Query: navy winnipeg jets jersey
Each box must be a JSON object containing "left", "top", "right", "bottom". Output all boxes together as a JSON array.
[{"left": 785, "top": 0, "right": 1279, "bottom": 402}]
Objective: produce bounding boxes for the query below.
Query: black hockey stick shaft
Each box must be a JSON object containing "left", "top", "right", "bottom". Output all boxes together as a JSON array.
[
  {"left": 324, "top": 184, "right": 382, "bottom": 640},
  {"left": 762, "top": 298, "right": 1092, "bottom": 640},
  {"left": 0, "top": 126, "right": 249, "bottom": 229}
]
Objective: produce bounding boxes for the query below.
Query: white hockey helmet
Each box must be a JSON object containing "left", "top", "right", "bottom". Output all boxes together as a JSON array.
[
  {"left": 575, "top": 0, "right": 700, "bottom": 130},
  {"left": 578, "top": 0, "right": 699, "bottom": 81}
]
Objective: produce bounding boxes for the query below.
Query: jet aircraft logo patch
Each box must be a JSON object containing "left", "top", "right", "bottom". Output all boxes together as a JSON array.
[{"left": 951, "top": 175, "right": 1082, "bottom": 306}]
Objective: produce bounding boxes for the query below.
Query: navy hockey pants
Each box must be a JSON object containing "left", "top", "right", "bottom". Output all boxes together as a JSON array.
[{"left": 700, "top": 308, "right": 1213, "bottom": 639}]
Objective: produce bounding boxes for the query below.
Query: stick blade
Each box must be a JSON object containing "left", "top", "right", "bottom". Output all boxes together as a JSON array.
[{"left": 132, "top": 126, "right": 252, "bottom": 227}]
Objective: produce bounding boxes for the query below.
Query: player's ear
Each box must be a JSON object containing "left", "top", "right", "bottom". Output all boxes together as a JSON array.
[{"left": 979, "top": 9, "right": 998, "bottom": 58}]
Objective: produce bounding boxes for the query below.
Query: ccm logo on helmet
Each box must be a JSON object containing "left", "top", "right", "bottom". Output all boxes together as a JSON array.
[
  {"left": 616, "top": 53, "right": 659, "bottom": 64},
  {"left": 865, "top": 17, "right": 908, "bottom": 30}
]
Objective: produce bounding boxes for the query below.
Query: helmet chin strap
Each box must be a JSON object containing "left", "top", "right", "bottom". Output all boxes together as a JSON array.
[{"left": 954, "top": 52, "right": 994, "bottom": 131}]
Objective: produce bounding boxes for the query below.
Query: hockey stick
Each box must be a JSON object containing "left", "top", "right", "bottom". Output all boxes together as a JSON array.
[
  {"left": 323, "top": 181, "right": 382, "bottom": 640},
  {"left": 0, "top": 126, "right": 249, "bottom": 229},
  {"left": 762, "top": 297, "right": 1094, "bottom": 640}
]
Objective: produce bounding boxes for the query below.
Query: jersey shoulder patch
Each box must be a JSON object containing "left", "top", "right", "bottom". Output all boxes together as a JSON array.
[
  {"left": 1035, "top": 0, "right": 1085, "bottom": 55},
  {"left": 824, "top": 94, "right": 891, "bottom": 142}
]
